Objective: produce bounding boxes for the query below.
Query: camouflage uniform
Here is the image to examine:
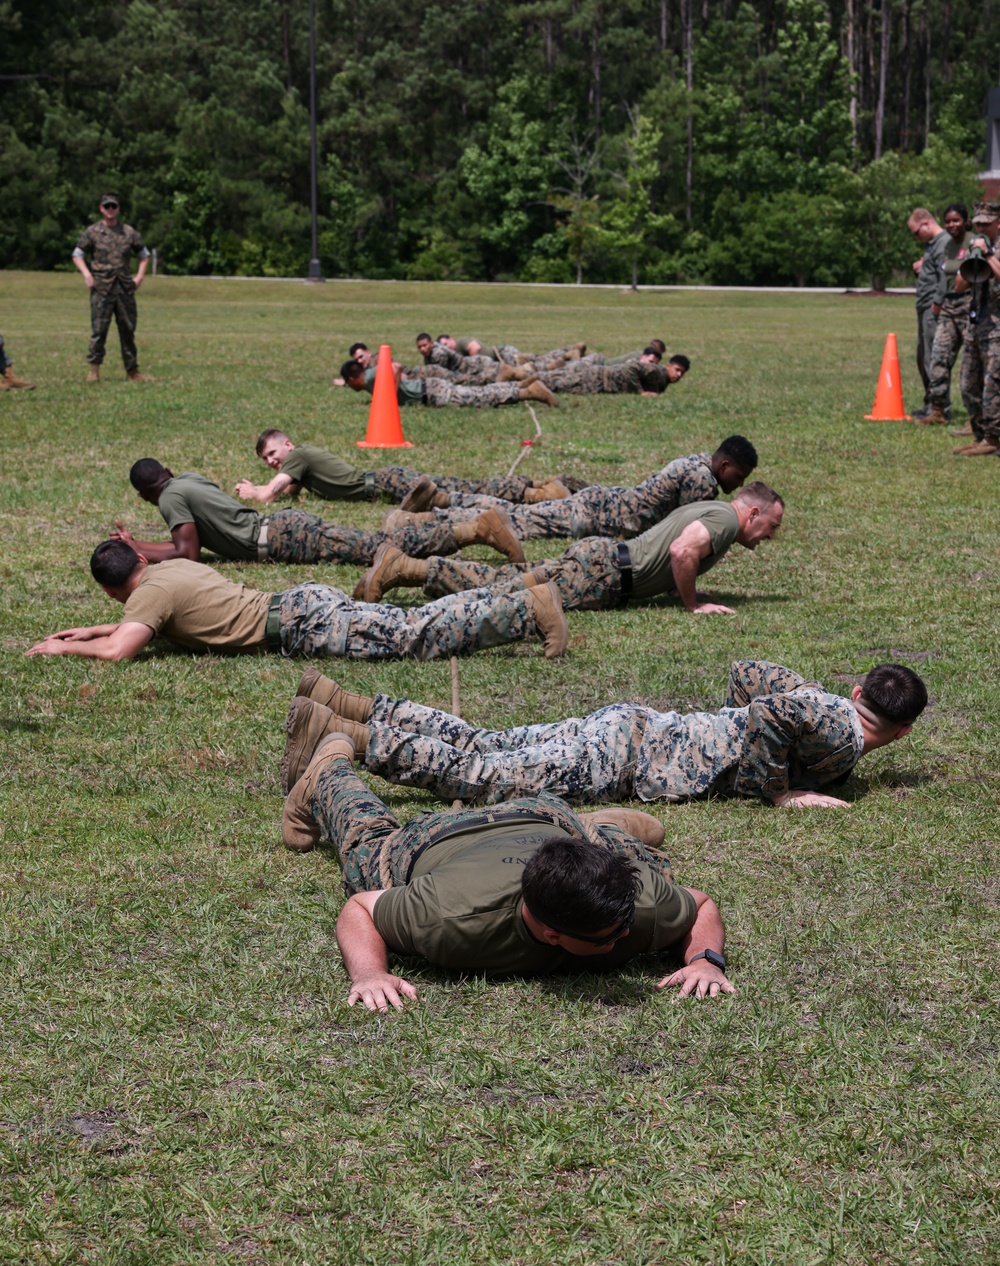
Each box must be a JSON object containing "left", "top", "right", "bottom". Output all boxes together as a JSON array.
[
  {"left": 927, "top": 230, "right": 974, "bottom": 414},
  {"left": 535, "top": 361, "right": 668, "bottom": 395},
  {"left": 958, "top": 270, "right": 1000, "bottom": 442},
  {"left": 423, "top": 379, "right": 522, "bottom": 408},
  {"left": 264, "top": 507, "right": 465, "bottom": 567},
  {"left": 438, "top": 453, "right": 719, "bottom": 540},
  {"left": 361, "top": 661, "right": 865, "bottom": 806},
  {"left": 73, "top": 219, "right": 149, "bottom": 371},
  {"left": 372, "top": 466, "right": 539, "bottom": 504},
  {"left": 419, "top": 537, "right": 622, "bottom": 610},
  {"left": 306, "top": 767, "right": 667, "bottom": 897},
  {"left": 276, "top": 580, "right": 538, "bottom": 663},
  {"left": 415, "top": 361, "right": 505, "bottom": 386},
  {"left": 422, "top": 342, "right": 505, "bottom": 384},
  {"left": 459, "top": 342, "right": 573, "bottom": 369}
]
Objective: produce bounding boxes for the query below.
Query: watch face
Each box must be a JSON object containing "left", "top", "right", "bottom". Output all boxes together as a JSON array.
[{"left": 705, "top": 949, "right": 726, "bottom": 970}]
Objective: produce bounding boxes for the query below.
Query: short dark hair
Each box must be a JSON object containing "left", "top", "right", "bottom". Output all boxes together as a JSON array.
[
  {"left": 521, "top": 836, "right": 641, "bottom": 936},
  {"left": 415, "top": 332, "right": 432, "bottom": 343},
  {"left": 859, "top": 664, "right": 928, "bottom": 726},
  {"left": 436, "top": 333, "right": 451, "bottom": 341},
  {"left": 348, "top": 342, "right": 368, "bottom": 357},
  {"left": 129, "top": 458, "right": 167, "bottom": 493},
  {"left": 649, "top": 339, "right": 666, "bottom": 355},
  {"left": 732, "top": 480, "right": 783, "bottom": 512},
  {"left": 255, "top": 428, "right": 288, "bottom": 456},
  {"left": 716, "top": 435, "right": 758, "bottom": 470},
  {"left": 943, "top": 203, "right": 969, "bottom": 225},
  {"left": 669, "top": 354, "right": 691, "bottom": 371},
  {"left": 91, "top": 539, "right": 142, "bottom": 587},
  {"left": 641, "top": 345, "right": 663, "bottom": 360},
  {"left": 340, "top": 359, "right": 365, "bottom": 382}
]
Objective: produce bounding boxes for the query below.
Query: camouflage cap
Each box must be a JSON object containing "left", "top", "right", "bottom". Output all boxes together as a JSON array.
[
  {"left": 971, "top": 200, "right": 1000, "bottom": 225},
  {"left": 99, "top": 192, "right": 121, "bottom": 206}
]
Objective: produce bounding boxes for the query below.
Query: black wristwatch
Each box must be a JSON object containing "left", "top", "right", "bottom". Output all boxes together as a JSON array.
[{"left": 689, "top": 948, "right": 727, "bottom": 971}]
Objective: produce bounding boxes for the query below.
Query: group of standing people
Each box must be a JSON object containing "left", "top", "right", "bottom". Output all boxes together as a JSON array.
[{"left": 908, "top": 198, "right": 1000, "bottom": 456}]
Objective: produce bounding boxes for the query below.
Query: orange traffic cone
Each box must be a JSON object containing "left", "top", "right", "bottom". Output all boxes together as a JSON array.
[
  {"left": 865, "top": 333, "right": 911, "bottom": 421},
  {"left": 357, "top": 344, "right": 413, "bottom": 448}
]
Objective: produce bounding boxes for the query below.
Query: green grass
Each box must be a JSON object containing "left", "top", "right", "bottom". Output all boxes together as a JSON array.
[{"left": 1, "top": 272, "right": 998, "bottom": 1264}]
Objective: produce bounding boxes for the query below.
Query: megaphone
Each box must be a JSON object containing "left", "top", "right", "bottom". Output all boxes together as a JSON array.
[{"left": 959, "top": 246, "right": 994, "bottom": 284}]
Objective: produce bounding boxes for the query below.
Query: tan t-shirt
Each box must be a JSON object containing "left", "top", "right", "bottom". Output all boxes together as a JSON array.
[
  {"left": 122, "top": 559, "right": 272, "bottom": 651},
  {"left": 372, "top": 822, "right": 696, "bottom": 976},
  {"left": 628, "top": 501, "right": 740, "bottom": 599}
]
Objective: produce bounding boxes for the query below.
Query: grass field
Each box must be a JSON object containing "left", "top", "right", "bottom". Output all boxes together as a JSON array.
[{"left": 1, "top": 272, "right": 998, "bottom": 1264}]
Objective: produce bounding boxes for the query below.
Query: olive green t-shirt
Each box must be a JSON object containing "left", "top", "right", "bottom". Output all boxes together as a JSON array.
[
  {"left": 628, "top": 501, "right": 740, "bottom": 600},
  {"left": 280, "top": 443, "right": 368, "bottom": 501},
  {"left": 121, "top": 559, "right": 272, "bottom": 652},
  {"left": 157, "top": 472, "right": 262, "bottom": 561},
  {"left": 363, "top": 365, "right": 425, "bottom": 406},
  {"left": 372, "top": 822, "right": 696, "bottom": 976},
  {"left": 941, "top": 231, "right": 975, "bottom": 297}
]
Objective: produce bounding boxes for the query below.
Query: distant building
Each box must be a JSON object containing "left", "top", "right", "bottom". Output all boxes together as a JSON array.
[{"left": 979, "top": 87, "right": 1000, "bottom": 200}]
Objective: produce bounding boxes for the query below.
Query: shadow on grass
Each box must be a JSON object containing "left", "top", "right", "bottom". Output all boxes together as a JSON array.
[{"left": 0, "top": 717, "right": 41, "bottom": 733}]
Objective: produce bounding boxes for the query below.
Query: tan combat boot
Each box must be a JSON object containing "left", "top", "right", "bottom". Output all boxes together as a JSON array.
[
  {"left": 2, "top": 366, "right": 35, "bottom": 390},
  {"left": 126, "top": 369, "right": 154, "bottom": 382},
  {"left": 497, "top": 361, "right": 533, "bottom": 382},
  {"left": 525, "top": 581, "right": 569, "bottom": 658},
  {"left": 282, "top": 696, "right": 371, "bottom": 793},
  {"left": 86, "top": 365, "right": 100, "bottom": 383},
  {"left": 915, "top": 404, "right": 948, "bottom": 426},
  {"left": 361, "top": 543, "right": 430, "bottom": 601},
  {"left": 519, "top": 380, "right": 558, "bottom": 408},
  {"left": 950, "top": 423, "right": 974, "bottom": 436},
  {"left": 295, "top": 668, "right": 375, "bottom": 722},
  {"left": 579, "top": 808, "right": 665, "bottom": 848},
  {"left": 956, "top": 438, "right": 1000, "bottom": 456},
  {"left": 282, "top": 734, "right": 357, "bottom": 851},
  {"left": 522, "top": 478, "right": 571, "bottom": 503},
  {"left": 452, "top": 507, "right": 525, "bottom": 563},
  {"left": 399, "top": 475, "right": 441, "bottom": 512},
  {"left": 382, "top": 508, "right": 435, "bottom": 532}
]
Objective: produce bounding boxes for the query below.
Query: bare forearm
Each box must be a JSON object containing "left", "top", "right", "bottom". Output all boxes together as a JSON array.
[{"left": 336, "top": 898, "right": 391, "bottom": 983}]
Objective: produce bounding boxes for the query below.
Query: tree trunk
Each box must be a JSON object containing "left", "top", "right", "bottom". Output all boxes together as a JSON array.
[
  {"left": 874, "top": 0, "right": 890, "bottom": 159},
  {"left": 901, "top": 0, "right": 911, "bottom": 151},
  {"left": 845, "top": 0, "right": 858, "bottom": 151},
  {"left": 685, "top": 0, "right": 693, "bottom": 224},
  {"left": 592, "top": 16, "right": 602, "bottom": 139}
]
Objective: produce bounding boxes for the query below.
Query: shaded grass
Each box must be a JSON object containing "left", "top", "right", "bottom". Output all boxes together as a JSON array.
[{"left": 1, "top": 274, "right": 998, "bottom": 1263}]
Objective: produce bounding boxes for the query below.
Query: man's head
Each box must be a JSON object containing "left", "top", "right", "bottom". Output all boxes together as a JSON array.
[
  {"left": 907, "top": 207, "right": 939, "bottom": 242},
  {"left": 712, "top": 435, "right": 758, "bottom": 494},
  {"left": 99, "top": 193, "right": 121, "bottom": 225},
  {"left": 970, "top": 200, "right": 1000, "bottom": 243},
  {"left": 851, "top": 664, "right": 928, "bottom": 751},
  {"left": 520, "top": 836, "right": 641, "bottom": 956},
  {"left": 255, "top": 429, "right": 294, "bottom": 470},
  {"left": 129, "top": 458, "right": 172, "bottom": 504},
  {"left": 437, "top": 334, "right": 456, "bottom": 349},
  {"left": 415, "top": 333, "right": 434, "bottom": 359},
  {"left": 340, "top": 359, "right": 367, "bottom": 392},
  {"left": 649, "top": 339, "right": 667, "bottom": 356},
  {"left": 348, "top": 343, "right": 373, "bottom": 368},
  {"left": 731, "top": 481, "right": 784, "bottom": 548},
  {"left": 90, "top": 539, "right": 145, "bottom": 599},
  {"left": 639, "top": 346, "right": 662, "bottom": 363},
  {"left": 666, "top": 354, "right": 690, "bottom": 383}
]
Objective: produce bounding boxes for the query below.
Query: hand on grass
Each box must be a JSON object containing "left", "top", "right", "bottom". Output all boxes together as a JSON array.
[
  {"left": 772, "top": 789, "right": 849, "bottom": 809},
  {"left": 347, "top": 972, "right": 418, "bottom": 1012},
  {"left": 656, "top": 962, "right": 734, "bottom": 1000},
  {"left": 692, "top": 601, "right": 735, "bottom": 615}
]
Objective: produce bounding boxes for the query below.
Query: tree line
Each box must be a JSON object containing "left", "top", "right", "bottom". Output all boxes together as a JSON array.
[{"left": 0, "top": 0, "right": 991, "bottom": 287}]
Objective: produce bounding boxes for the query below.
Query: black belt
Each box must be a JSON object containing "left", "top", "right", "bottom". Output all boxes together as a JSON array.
[
  {"left": 617, "top": 541, "right": 633, "bottom": 606},
  {"left": 264, "top": 595, "right": 283, "bottom": 649}
]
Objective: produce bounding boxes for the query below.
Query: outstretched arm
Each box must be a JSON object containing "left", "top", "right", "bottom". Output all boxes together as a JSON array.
[
  {"left": 656, "top": 888, "right": 734, "bottom": 1000},
  {"left": 26, "top": 621, "right": 154, "bottom": 661},
  {"left": 234, "top": 472, "right": 298, "bottom": 504},
  {"left": 110, "top": 520, "right": 201, "bottom": 562},
  {"left": 668, "top": 521, "right": 735, "bottom": 615},
  {"left": 336, "top": 891, "right": 419, "bottom": 1012}
]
